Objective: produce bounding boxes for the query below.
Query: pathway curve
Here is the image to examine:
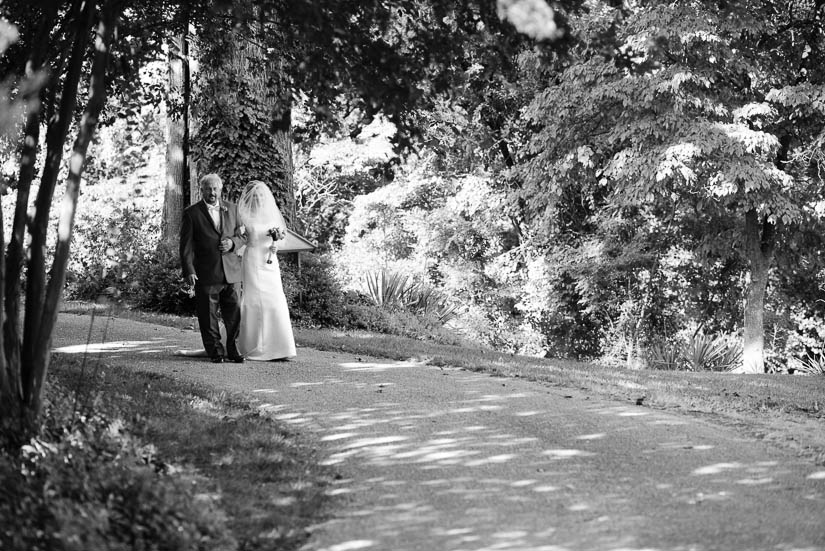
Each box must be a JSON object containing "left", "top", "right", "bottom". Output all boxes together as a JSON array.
[{"left": 53, "top": 314, "right": 825, "bottom": 551}]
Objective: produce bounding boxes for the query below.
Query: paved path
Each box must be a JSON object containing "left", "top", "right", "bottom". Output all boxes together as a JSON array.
[{"left": 53, "top": 314, "right": 825, "bottom": 551}]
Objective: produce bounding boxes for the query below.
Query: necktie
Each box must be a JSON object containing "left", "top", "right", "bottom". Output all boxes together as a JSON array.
[{"left": 207, "top": 203, "right": 221, "bottom": 229}]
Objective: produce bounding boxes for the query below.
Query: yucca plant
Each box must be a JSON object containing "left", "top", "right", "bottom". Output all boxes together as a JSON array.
[
  {"left": 791, "top": 351, "right": 825, "bottom": 375},
  {"left": 680, "top": 333, "right": 741, "bottom": 372},
  {"left": 714, "top": 339, "right": 743, "bottom": 372},
  {"left": 364, "top": 270, "right": 414, "bottom": 309},
  {"left": 647, "top": 341, "right": 681, "bottom": 370},
  {"left": 407, "top": 283, "right": 460, "bottom": 324}
]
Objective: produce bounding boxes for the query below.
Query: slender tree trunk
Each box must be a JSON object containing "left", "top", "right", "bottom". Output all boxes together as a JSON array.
[
  {"left": 740, "top": 209, "right": 775, "bottom": 374},
  {"left": 16, "top": 0, "right": 95, "bottom": 435},
  {"left": 0, "top": 179, "right": 6, "bottom": 414},
  {"left": 24, "top": 0, "right": 119, "bottom": 429},
  {"left": 1, "top": 3, "right": 58, "bottom": 428},
  {"left": 162, "top": 32, "right": 190, "bottom": 242}
]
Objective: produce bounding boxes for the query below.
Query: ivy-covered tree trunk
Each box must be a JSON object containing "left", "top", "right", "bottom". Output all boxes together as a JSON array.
[
  {"left": 741, "top": 209, "right": 775, "bottom": 374},
  {"left": 193, "top": 4, "right": 295, "bottom": 222},
  {"left": 162, "top": 32, "right": 190, "bottom": 242}
]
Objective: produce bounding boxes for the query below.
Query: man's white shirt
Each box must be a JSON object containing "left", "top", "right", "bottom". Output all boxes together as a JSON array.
[{"left": 207, "top": 202, "right": 221, "bottom": 230}]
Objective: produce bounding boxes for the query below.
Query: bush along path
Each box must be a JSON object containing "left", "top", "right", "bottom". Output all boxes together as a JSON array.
[
  {"left": 4, "top": 315, "right": 330, "bottom": 551},
  {"left": 52, "top": 313, "right": 825, "bottom": 551}
]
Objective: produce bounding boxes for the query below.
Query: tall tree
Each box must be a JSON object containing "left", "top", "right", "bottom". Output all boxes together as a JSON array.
[
  {"left": 192, "top": 1, "right": 296, "bottom": 221},
  {"left": 516, "top": 0, "right": 825, "bottom": 372},
  {"left": 0, "top": 0, "right": 205, "bottom": 440},
  {"left": 184, "top": 0, "right": 581, "bottom": 221},
  {"left": 0, "top": 0, "right": 125, "bottom": 438}
]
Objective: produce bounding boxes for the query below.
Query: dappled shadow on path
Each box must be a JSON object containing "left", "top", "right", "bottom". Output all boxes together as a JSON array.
[
  {"left": 248, "top": 359, "right": 825, "bottom": 551},
  {"left": 50, "top": 322, "right": 825, "bottom": 551}
]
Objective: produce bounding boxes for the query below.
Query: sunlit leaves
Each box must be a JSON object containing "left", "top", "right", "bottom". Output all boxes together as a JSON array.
[
  {"left": 766, "top": 83, "right": 825, "bottom": 113},
  {"left": 504, "top": 0, "right": 825, "bottom": 362},
  {"left": 497, "top": 0, "right": 563, "bottom": 41}
]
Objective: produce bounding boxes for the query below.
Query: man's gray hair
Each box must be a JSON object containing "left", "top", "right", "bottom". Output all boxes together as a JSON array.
[{"left": 199, "top": 173, "right": 222, "bottom": 188}]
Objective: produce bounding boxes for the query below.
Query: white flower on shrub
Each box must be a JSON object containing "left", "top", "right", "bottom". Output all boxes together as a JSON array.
[{"left": 496, "top": 0, "right": 563, "bottom": 41}]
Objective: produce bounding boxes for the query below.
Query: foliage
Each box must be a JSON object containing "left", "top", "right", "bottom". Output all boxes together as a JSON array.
[
  {"left": 0, "top": 374, "right": 236, "bottom": 551},
  {"left": 364, "top": 270, "right": 415, "bottom": 309},
  {"left": 273, "top": 253, "right": 462, "bottom": 343},
  {"left": 510, "top": 1, "right": 825, "bottom": 370},
  {"left": 406, "top": 281, "right": 459, "bottom": 324},
  {"left": 791, "top": 352, "right": 825, "bottom": 376},
  {"left": 363, "top": 268, "right": 459, "bottom": 326},
  {"left": 130, "top": 243, "right": 196, "bottom": 315},
  {"left": 338, "top": 161, "right": 583, "bottom": 355},
  {"left": 66, "top": 206, "right": 155, "bottom": 300},
  {"left": 647, "top": 333, "right": 742, "bottom": 372},
  {"left": 282, "top": 253, "right": 347, "bottom": 327},
  {"left": 293, "top": 118, "right": 392, "bottom": 251},
  {"left": 647, "top": 340, "right": 681, "bottom": 371},
  {"left": 341, "top": 293, "right": 465, "bottom": 346},
  {"left": 679, "top": 333, "right": 742, "bottom": 373}
]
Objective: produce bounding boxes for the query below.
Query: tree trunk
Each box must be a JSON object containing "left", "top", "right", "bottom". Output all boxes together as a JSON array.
[
  {"left": 14, "top": 0, "right": 96, "bottom": 435},
  {"left": 194, "top": 7, "right": 296, "bottom": 222},
  {"left": 1, "top": 4, "right": 57, "bottom": 431},
  {"left": 162, "top": 32, "right": 190, "bottom": 242},
  {"left": 19, "top": 0, "right": 118, "bottom": 431},
  {"left": 740, "top": 209, "right": 775, "bottom": 374},
  {"left": 271, "top": 99, "right": 296, "bottom": 226}
]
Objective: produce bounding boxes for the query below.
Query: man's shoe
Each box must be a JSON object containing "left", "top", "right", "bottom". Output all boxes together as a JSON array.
[
  {"left": 210, "top": 356, "right": 224, "bottom": 363},
  {"left": 227, "top": 355, "right": 245, "bottom": 364}
]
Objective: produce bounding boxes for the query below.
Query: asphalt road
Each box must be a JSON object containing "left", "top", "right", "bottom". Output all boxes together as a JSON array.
[{"left": 53, "top": 313, "right": 825, "bottom": 551}]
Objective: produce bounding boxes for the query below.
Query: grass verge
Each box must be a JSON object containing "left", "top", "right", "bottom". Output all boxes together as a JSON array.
[
  {"left": 21, "top": 351, "right": 331, "bottom": 550},
  {"left": 292, "top": 327, "right": 825, "bottom": 463}
]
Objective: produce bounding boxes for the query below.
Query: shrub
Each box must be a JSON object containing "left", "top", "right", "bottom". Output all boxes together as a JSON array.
[
  {"left": 130, "top": 243, "right": 196, "bottom": 316},
  {"left": 283, "top": 253, "right": 347, "bottom": 327},
  {"left": 790, "top": 351, "right": 825, "bottom": 375},
  {"left": 342, "top": 298, "right": 464, "bottom": 345},
  {"left": 364, "top": 269, "right": 414, "bottom": 309},
  {"left": 647, "top": 340, "right": 681, "bottom": 370},
  {"left": 66, "top": 206, "right": 156, "bottom": 302},
  {"left": 646, "top": 333, "right": 742, "bottom": 371},
  {"left": 680, "top": 333, "right": 741, "bottom": 372},
  {"left": 1, "top": 377, "right": 236, "bottom": 551}
]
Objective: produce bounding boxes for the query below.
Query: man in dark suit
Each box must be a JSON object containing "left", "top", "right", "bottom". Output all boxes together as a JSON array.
[{"left": 180, "top": 173, "right": 245, "bottom": 363}]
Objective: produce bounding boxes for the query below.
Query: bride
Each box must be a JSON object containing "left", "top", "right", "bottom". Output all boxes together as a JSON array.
[{"left": 235, "top": 180, "right": 297, "bottom": 361}]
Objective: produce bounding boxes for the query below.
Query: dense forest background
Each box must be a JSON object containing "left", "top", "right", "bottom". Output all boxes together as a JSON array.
[{"left": 1, "top": 0, "right": 825, "bottom": 436}]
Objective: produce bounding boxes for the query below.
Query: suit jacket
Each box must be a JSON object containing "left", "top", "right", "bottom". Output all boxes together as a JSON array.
[{"left": 180, "top": 200, "right": 244, "bottom": 285}]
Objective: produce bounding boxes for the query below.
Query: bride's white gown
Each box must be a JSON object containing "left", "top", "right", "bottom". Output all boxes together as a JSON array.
[{"left": 237, "top": 227, "right": 296, "bottom": 360}]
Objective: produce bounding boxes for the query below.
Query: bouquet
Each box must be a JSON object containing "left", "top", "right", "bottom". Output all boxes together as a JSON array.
[{"left": 266, "top": 226, "right": 285, "bottom": 264}]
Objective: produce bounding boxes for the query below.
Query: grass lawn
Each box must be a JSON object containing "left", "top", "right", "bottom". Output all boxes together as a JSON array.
[
  {"left": 291, "top": 327, "right": 825, "bottom": 465},
  {"left": 43, "top": 353, "right": 332, "bottom": 550}
]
